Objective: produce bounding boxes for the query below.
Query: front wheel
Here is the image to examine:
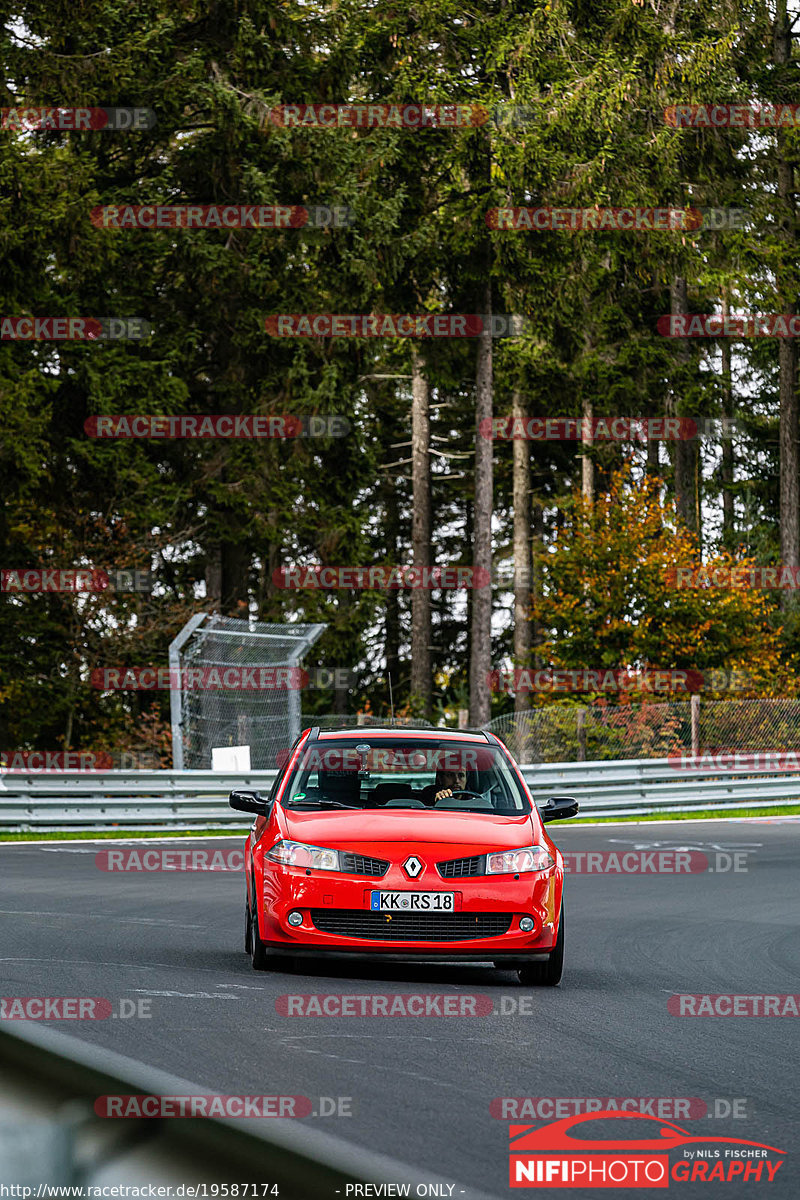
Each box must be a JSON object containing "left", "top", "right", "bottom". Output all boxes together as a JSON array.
[
  {"left": 249, "top": 885, "right": 270, "bottom": 971},
  {"left": 517, "top": 907, "right": 564, "bottom": 987},
  {"left": 248, "top": 880, "right": 295, "bottom": 971}
]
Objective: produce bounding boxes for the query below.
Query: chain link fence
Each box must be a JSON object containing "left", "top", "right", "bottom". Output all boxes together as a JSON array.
[
  {"left": 166, "top": 612, "right": 800, "bottom": 770},
  {"left": 169, "top": 614, "right": 325, "bottom": 770},
  {"left": 487, "top": 699, "right": 800, "bottom": 764},
  {"left": 307, "top": 715, "right": 435, "bottom": 730}
]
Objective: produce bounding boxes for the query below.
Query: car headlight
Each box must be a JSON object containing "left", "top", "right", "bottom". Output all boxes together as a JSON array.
[
  {"left": 485, "top": 845, "right": 554, "bottom": 874},
  {"left": 266, "top": 839, "right": 341, "bottom": 871}
]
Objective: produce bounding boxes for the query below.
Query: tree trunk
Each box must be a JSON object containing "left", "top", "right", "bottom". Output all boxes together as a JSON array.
[
  {"left": 335, "top": 588, "right": 354, "bottom": 716},
  {"left": 384, "top": 480, "right": 401, "bottom": 708},
  {"left": 646, "top": 434, "right": 660, "bottom": 477},
  {"left": 221, "top": 541, "right": 249, "bottom": 616},
  {"left": 333, "top": 671, "right": 348, "bottom": 715},
  {"left": 720, "top": 308, "right": 735, "bottom": 548},
  {"left": 410, "top": 346, "right": 432, "bottom": 717},
  {"left": 778, "top": 344, "right": 798, "bottom": 569},
  {"left": 469, "top": 280, "right": 493, "bottom": 727},
  {"left": 512, "top": 389, "right": 532, "bottom": 716},
  {"left": 532, "top": 501, "right": 544, "bottom": 669},
  {"left": 671, "top": 276, "right": 698, "bottom": 535},
  {"left": 64, "top": 702, "right": 74, "bottom": 752},
  {"left": 257, "top": 524, "right": 282, "bottom": 621},
  {"left": 775, "top": 0, "right": 799, "bottom": 576},
  {"left": 581, "top": 395, "right": 594, "bottom": 501},
  {"left": 205, "top": 546, "right": 222, "bottom": 610}
]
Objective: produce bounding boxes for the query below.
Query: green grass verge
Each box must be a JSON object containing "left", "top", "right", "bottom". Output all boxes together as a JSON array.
[
  {"left": 549, "top": 803, "right": 800, "bottom": 825},
  {"left": 0, "top": 827, "right": 248, "bottom": 842}
]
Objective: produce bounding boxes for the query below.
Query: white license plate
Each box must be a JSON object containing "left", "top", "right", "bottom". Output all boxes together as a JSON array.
[{"left": 370, "top": 891, "right": 455, "bottom": 912}]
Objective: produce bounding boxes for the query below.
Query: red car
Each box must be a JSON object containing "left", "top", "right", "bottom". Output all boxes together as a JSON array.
[{"left": 229, "top": 726, "right": 577, "bottom": 985}]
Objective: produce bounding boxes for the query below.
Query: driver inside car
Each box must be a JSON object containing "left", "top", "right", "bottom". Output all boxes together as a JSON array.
[{"left": 420, "top": 766, "right": 468, "bottom": 806}]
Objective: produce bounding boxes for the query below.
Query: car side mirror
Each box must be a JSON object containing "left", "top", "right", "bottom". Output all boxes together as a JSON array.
[
  {"left": 539, "top": 795, "right": 579, "bottom": 823},
  {"left": 228, "top": 789, "right": 270, "bottom": 816}
]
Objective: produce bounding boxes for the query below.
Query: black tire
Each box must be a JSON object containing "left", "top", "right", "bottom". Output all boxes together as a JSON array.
[
  {"left": 517, "top": 907, "right": 564, "bottom": 987},
  {"left": 249, "top": 880, "right": 270, "bottom": 971},
  {"left": 248, "top": 877, "right": 295, "bottom": 971}
]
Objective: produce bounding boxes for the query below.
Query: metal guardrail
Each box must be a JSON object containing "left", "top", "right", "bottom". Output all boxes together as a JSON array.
[
  {"left": 1, "top": 757, "right": 800, "bottom": 828},
  {"left": 522, "top": 757, "right": 800, "bottom": 816},
  {"left": 0, "top": 1022, "right": 500, "bottom": 1197},
  {"left": 0, "top": 770, "right": 276, "bottom": 827}
]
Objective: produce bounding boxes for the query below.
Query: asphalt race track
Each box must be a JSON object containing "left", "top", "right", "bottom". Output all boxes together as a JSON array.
[{"left": 1, "top": 818, "right": 798, "bottom": 1198}]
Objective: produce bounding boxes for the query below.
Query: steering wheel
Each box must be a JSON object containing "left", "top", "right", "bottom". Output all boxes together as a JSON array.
[{"left": 435, "top": 789, "right": 487, "bottom": 803}]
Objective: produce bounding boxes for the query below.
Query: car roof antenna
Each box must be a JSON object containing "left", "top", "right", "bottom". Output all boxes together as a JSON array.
[{"left": 388, "top": 672, "right": 395, "bottom": 726}]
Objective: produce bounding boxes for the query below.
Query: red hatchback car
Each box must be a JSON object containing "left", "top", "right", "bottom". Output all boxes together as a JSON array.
[{"left": 229, "top": 726, "right": 578, "bottom": 985}]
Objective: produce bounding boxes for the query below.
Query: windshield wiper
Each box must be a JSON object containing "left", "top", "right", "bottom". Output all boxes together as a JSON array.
[{"left": 284, "top": 799, "right": 353, "bottom": 809}]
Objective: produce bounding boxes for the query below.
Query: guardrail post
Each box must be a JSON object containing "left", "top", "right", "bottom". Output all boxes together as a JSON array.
[{"left": 691, "top": 693, "right": 700, "bottom": 757}]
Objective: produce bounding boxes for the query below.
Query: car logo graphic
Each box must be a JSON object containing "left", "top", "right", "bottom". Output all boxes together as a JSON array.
[
  {"left": 508, "top": 1111, "right": 785, "bottom": 1188},
  {"left": 403, "top": 855, "right": 423, "bottom": 879},
  {"left": 508, "top": 1111, "right": 785, "bottom": 1154}
]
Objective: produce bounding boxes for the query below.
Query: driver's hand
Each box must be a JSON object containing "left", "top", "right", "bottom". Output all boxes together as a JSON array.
[{"left": 434, "top": 788, "right": 453, "bottom": 802}]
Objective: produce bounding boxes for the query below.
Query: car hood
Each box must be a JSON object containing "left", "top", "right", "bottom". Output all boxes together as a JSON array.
[{"left": 278, "top": 806, "right": 535, "bottom": 851}]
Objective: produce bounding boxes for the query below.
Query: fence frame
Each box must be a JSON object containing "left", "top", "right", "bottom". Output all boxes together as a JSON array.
[{"left": 167, "top": 613, "right": 325, "bottom": 769}]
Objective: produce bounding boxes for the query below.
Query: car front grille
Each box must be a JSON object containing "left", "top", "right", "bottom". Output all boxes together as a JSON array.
[
  {"left": 437, "top": 854, "right": 485, "bottom": 878},
  {"left": 340, "top": 853, "right": 390, "bottom": 878},
  {"left": 309, "top": 910, "right": 512, "bottom": 941}
]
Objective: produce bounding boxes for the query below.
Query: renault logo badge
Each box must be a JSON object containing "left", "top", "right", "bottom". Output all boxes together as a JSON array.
[{"left": 403, "top": 855, "right": 423, "bottom": 879}]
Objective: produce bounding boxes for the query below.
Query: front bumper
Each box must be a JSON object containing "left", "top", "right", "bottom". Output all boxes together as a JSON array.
[
  {"left": 259, "top": 859, "right": 560, "bottom": 955},
  {"left": 263, "top": 948, "right": 553, "bottom": 964}
]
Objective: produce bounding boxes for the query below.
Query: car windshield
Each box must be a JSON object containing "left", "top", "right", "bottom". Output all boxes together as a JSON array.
[{"left": 280, "top": 738, "right": 531, "bottom": 813}]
